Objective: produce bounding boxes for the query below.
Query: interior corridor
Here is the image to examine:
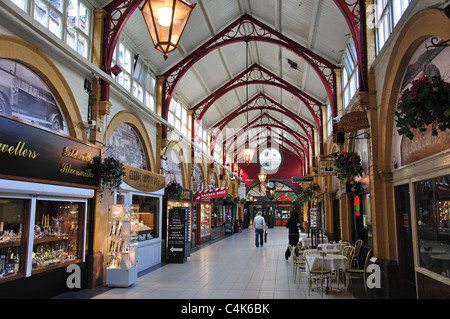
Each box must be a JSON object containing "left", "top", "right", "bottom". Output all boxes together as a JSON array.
[{"left": 88, "top": 227, "right": 356, "bottom": 300}]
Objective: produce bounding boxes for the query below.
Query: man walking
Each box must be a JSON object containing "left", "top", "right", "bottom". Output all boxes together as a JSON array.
[{"left": 253, "top": 211, "right": 267, "bottom": 247}]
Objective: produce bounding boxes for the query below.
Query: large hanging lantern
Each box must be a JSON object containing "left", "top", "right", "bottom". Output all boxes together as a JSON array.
[
  {"left": 241, "top": 136, "right": 255, "bottom": 164},
  {"left": 141, "top": 0, "right": 196, "bottom": 60}
]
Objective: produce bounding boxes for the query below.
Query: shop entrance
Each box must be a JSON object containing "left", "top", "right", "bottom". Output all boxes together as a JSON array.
[{"left": 395, "top": 184, "right": 416, "bottom": 298}]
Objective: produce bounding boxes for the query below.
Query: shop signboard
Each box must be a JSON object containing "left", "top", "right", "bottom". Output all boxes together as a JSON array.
[
  {"left": 167, "top": 207, "right": 187, "bottom": 263},
  {"left": 0, "top": 115, "right": 100, "bottom": 188},
  {"left": 318, "top": 160, "right": 336, "bottom": 176},
  {"left": 193, "top": 187, "right": 228, "bottom": 201},
  {"left": 123, "top": 164, "right": 165, "bottom": 192},
  {"left": 340, "top": 111, "right": 370, "bottom": 133}
]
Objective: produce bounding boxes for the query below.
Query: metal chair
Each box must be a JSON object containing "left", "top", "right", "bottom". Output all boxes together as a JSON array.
[
  {"left": 304, "top": 250, "right": 332, "bottom": 297},
  {"left": 345, "top": 249, "right": 373, "bottom": 295}
]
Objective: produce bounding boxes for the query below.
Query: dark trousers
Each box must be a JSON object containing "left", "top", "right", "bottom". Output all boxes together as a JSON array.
[
  {"left": 285, "top": 234, "right": 300, "bottom": 258},
  {"left": 255, "top": 228, "right": 264, "bottom": 247}
]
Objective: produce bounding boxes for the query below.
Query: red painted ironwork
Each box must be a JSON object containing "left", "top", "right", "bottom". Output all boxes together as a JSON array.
[
  {"left": 162, "top": 14, "right": 338, "bottom": 137},
  {"left": 209, "top": 93, "right": 313, "bottom": 155},
  {"left": 333, "top": 0, "right": 368, "bottom": 92},
  {"left": 99, "top": 1, "right": 368, "bottom": 152},
  {"left": 191, "top": 64, "right": 323, "bottom": 152}
]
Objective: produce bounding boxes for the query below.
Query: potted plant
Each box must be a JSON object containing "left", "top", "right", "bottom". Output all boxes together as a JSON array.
[
  {"left": 333, "top": 151, "right": 363, "bottom": 183},
  {"left": 100, "top": 156, "right": 126, "bottom": 196},
  {"left": 395, "top": 74, "right": 450, "bottom": 140},
  {"left": 223, "top": 194, "right": 234, "bottom": 205},
  {"left": 166, "top": 180, "right": 183, "bottom": 200}
]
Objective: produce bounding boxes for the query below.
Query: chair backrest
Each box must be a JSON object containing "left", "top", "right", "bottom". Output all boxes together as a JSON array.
[
  {"left": 288, "top": 244, "right": 299, "bottom": 262},
  {"left": 363, "top": 249, "right": 373, "bottom": 271},
  {"left": 354, "top": 239, "right": 363, "bottom": 256},
  {"left": 342, "top": 245, "right": 355, "bottom": 265}
]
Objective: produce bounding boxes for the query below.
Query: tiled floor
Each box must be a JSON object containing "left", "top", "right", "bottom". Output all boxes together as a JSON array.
[{"left": 90, "top": 226, "right": 355, "bottom": 300}]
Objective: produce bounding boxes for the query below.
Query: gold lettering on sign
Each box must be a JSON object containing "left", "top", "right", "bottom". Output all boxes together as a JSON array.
[
  {"left": 123, "top": 164, "right": 165, "bottom": 192},
  {"left": 0, "top": 141, "right": 39, "bottom": 159},
  {"left": 60, "top": 163, "right": 95, "bottom": 178},
  {"left": 401, "top": 126, "right": 450, "bottom": 166},
  {"left": 62, "top": 146, "right": 94, "bottom": 164}
]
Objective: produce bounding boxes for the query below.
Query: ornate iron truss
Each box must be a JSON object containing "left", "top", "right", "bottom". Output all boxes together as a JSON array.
[
  {"left": 209, "top": 93, "right": 314, "bottom": 154},
  {"left": 99, "top": 0, "right": 368, "bottom": 152}
]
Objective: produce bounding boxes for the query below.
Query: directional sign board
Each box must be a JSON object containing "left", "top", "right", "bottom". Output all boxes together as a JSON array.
[
  {"left": 167, "top": 208, "right": 186, "bottom": 263},
  {"left": 291, "top": 176, "right": 315, "bottom": 183}
]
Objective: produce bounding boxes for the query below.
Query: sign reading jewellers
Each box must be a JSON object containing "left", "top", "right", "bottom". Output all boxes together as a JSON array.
[{"left": 0, "top": 115, "right": 101, "bottom": 187}]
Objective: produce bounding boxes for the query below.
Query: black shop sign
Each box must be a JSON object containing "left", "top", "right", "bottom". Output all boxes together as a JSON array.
[
  {"left": 0, "top": 115, "right": 101, "bottom": 188},
  {"left": 167, "top": 208, "right": 187, "bottom": 263}
]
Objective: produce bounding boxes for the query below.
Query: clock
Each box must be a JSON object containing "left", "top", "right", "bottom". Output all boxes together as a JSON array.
[{"left": 266, "top": 181, "right": 275, "bottom": 189}]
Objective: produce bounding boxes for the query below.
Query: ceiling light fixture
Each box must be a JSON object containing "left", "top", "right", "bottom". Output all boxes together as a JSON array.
[
  {"left": 241, "top": 39, "right": 255, "bottom": 164},
  {"left": 141, "top": 0, "right": 196, "bottom": 60}
]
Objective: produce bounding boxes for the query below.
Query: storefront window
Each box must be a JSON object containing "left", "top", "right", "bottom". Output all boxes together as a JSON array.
[
  {"left": 200, "top": 204, "right": 211, "bottom": 237},
  {"left": 416, "top": 175, "right": 450, "bottom": 279},
  {"left": 33, "top": 201, "right": 82, "bottom": 271},
  {"left": 132, "top": 195, "right": 159, "bottom": 240},
  {"left": 0, "top": 198, "right": 28, "bottom": 279}
]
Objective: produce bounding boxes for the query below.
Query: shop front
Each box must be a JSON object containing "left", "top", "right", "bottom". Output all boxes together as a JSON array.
[
  {"left": 116, "top": 164, "right": 165, "bottom": 273},
  {"left": 383, "top": 20, "right": 450, "bottom": 298},
  {"left": 0, "top": 115, "right": 100, "bottom": 298},
  {"left": 193, "top": 187, "right": 228, "bottom": 244}
]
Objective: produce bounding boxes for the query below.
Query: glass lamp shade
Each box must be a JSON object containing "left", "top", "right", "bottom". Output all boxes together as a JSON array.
[
  {"left": 258, "top": 172, "right": 267, "bottom": 183},
  {"left": 267, "top": 189, "right": 275, "bottom": 201},
  {"left": 241, "top": 137, "right": 255, "bottom": 164},
  {"left": 141, "top": 0, "right": 196, "bottom": 60}
]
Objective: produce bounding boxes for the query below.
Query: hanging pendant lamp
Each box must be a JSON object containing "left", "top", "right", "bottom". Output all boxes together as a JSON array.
[
  {"left": 241, "top": 39, "right": 255, "bottom": 164},
  {"left": 141, "top": 0, "right": 196, "bottom": 60}
]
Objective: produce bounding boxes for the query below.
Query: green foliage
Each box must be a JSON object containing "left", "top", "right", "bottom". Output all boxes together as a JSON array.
[
  {"left": 166, "top": 181, "right": 183, "bottom": 200},
  {"left": 100, "top": 157, "right": 126, "bottom": 196},
  {"left": 395, "top": 74, "right": 450, "bottom": 140},
  {"left": 333, "top": 151, "right": 363, "bottom": 183}
]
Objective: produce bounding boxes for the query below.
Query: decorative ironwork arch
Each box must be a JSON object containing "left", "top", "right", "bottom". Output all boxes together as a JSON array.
[
  {"left": 99, "top": 0, "right": 368, "bottom": 134},
  {"left": 210, "top": 93, "right": 314, "bottom": 153}
]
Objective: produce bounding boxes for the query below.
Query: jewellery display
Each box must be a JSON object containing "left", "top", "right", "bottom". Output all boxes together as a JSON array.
[
  {"left": 106, "top": 205, "right": 139, "bottom": 287},
  {"left": 32, "top": 201, "right": 80, "bottom": 271}
]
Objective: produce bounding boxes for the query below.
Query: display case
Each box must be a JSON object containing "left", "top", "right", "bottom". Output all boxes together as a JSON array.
[
  {"left": 0, "top": 198, "right": 28, "bottom": 280},
  {"left": 32, "top": 201, "right": 82, "bottom": 272},
  {"left": 106, "top": 205, "right": 138, "bottom": 287},
  {"left": 200, "top": 204, "right": 211, "bottom": 238},
  {"left": 132, "top": 195, "right": 159, "bottom": 241}
]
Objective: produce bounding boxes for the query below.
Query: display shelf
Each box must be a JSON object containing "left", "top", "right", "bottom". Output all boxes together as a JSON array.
[{"left": 106, "top": 204, "right": 138, "bottom": 287}]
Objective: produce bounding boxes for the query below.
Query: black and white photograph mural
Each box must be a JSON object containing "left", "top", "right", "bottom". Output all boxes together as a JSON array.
[
  {"left": 0, "top": 59, "right": 68, "bottom": 135},
  {"left": 192, "top": 164, "right": 205, "bottom": 193},
  {"left": 163, "top": 149, "right": 183, "bottom": 187},
  {"left": 104, "top": 123, "right": 147, "bottom": 170}
]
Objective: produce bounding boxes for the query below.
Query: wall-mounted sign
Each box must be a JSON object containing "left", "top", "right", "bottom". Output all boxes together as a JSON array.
[
  {"left": 193, "top": 187, "right": 228, "bottom": 201},
  {"left": 291, "top": 176, "right": 314, "bottom": 183},
  {"left": 123, "top": 164, "right": 165, "bottom": 192},
  {"left": 401, "top": 125, "right": 450, "bottom": 166},
  {"left": 0, "top": 115, "right": 100, "bottom": 188},
  {"left": 340, "top": 111, "right": 370, "bottom": 133},
  {"left": 319, "top": 160, "right": 336, "bottom": 176}
]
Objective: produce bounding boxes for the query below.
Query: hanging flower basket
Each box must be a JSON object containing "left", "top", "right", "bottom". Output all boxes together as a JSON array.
[
  {"left": 395, "top": 74, "right": 450, "bottom": 140},
  {"left": 333, "top": 151, "right": 363, "bottom": 183},
  {"left": 166, "top": 181, "right": 183, "bottom": 200},
  {"left": 296, "top": 183, "right": 321, "bottom": 205},
  {"left": 100, "top": 157, "right": 126, "bottom": 196}
]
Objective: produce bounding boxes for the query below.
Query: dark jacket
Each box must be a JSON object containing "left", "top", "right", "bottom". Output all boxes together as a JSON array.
[{"left": 286, "top": 218, "right": 301, "bottom": 235}]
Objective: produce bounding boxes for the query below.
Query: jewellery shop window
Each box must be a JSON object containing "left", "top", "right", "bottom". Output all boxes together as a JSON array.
[
  {"left": 0, "top": 198, "right": 29, "bottom": 280},
  {"left": 415, "top": 174, "right": 450, "bottom": 279},
  {"left": 32, "top": 201, "right": 84, "bottom": 273},
  {"left": 132, "top": 195, "right": 159, "bottom": 241}
]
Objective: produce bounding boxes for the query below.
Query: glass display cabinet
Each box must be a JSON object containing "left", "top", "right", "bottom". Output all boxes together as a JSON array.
[{"left": 106, "top": 204, "right": 138, "bottom": 287}]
